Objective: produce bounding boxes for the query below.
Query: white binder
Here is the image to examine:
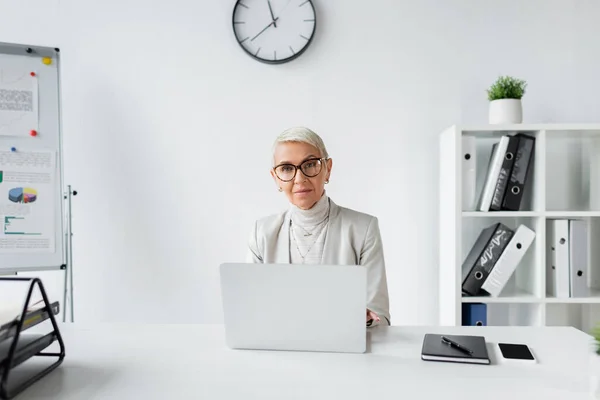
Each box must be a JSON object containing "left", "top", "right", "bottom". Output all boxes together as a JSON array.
[
  {"left": 569, "top": 219, "right": 588, "bottom": 297},
  {"left": 548, "top": 219, "right": 570, "bottom": 298},
  {"left": 462, "top": 136, "right": 477, "bottom": 211},
  {"left": 481, "top": 224, "right": 535, "bottom": 297},
  {"left": 478, "top": 136, "right": 509, "bottom": 211}
]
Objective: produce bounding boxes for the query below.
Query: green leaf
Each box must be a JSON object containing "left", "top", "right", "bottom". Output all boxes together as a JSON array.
[
  {"left": 591, "top": 322, "right": 600, "bottom": 354},
  {"left": 486, "top": 75, "right": 527, "bottom": 101}
]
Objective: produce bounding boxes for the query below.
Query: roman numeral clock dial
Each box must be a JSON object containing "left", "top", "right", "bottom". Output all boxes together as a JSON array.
[{"left": 232, "top": 0, "right": 316, "bottom": 64}]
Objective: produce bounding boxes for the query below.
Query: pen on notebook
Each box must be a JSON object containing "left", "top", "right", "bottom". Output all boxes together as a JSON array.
[{"left": 441, "top": 336, "right": 473, "bottom": 355}]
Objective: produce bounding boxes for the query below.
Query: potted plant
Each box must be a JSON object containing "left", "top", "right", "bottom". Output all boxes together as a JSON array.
[{"left": 486, "top": 75, "right": 527, "bottom": 124}]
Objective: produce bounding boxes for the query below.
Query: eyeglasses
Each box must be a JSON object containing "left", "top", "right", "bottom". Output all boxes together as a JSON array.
[{"left": 273, "top": 158, "right": 327, "bottom": 182}]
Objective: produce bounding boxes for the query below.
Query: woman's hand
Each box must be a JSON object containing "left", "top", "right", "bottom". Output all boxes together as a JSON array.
[{"left": 366, "top": 309, "right": 380, "bottom": 324}]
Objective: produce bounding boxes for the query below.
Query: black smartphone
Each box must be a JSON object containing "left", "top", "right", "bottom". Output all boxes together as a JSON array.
[{"left": 497, "top": 343, "right": 536, "bottom": 362}]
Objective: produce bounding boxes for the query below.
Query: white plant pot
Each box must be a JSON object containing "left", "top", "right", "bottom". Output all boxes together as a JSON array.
[{"left": 489, "top": 99, "right": 523, "bottom": 124}]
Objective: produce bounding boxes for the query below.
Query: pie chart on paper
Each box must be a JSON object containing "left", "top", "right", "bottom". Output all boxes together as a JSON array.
[{"left": 8, "top": 187, "right": 37, "bottom": 203}]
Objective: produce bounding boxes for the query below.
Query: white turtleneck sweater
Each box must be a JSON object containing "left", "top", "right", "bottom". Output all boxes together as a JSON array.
[{"left": 289, "top": 193, "right": 330, "bottom": 264}]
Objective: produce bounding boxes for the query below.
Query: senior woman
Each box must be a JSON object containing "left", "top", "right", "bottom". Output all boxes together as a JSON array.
[{"left": 246, "top": 126, "right": 391, "bottom": 326}]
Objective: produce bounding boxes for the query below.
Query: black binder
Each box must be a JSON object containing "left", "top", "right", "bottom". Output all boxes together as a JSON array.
[
  {"left": 0, "top": 277, "right": 65, "bottom": 400},
  {"left": 502, "top": 133, "right": 535, "bottom": 211},
  {"left": 490, "top": 135, "right": 520, "bottom": 211},
  {"left": 461, "top": 223, "right": 514, "bottom": 296},
  {"left": 421, "top": 333, "right": 490, "bottom": 365}
]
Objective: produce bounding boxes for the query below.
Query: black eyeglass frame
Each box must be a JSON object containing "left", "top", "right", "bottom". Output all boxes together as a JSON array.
[{"left": 273, "top": 157, "right": 329, "bottom": 182}]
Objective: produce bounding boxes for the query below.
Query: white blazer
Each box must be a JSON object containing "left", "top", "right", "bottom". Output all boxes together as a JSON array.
[{"left": 246, "top": 198, "right": 391, "bottom": 325}]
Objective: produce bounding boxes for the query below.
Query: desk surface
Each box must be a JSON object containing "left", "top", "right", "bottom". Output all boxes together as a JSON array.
[{"left": 11, "top": 323, "right": 596, "bottom": 399}]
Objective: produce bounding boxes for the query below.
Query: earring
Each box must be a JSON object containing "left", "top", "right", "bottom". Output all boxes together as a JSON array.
[
  {"left": 325, "top": 180, "right": 329, "bottom": 184},
  {"left": 278, "top": 187, "right": 282, "bottom": 192}
]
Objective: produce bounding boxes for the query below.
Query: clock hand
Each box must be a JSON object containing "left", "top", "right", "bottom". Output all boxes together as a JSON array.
[
  {"left": 268, "top": 0, "right": 277, "bottom": 27},
  {"left": 251, "top": 19, "right": 278, "bottom": 41}
]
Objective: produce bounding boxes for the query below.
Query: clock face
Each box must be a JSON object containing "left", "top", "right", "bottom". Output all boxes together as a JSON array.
[{"left": 232, "top": 0, "right": 316, "bottom": 64}]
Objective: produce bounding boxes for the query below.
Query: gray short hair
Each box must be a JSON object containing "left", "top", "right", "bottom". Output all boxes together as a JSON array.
[{"left": 272, "top": 127, "right": 329, "bottom": 164}]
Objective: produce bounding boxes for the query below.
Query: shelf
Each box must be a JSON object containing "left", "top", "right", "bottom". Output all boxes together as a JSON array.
[
  {"left": 462, "top": 211, "right": 600, "bottom": 218},
  {"left": 462, "top": 287, "right": 540, "bottom": 304},
  {"left": 458, "top": 123, "right": 600, "bottom": 134},
  {"left": 462, "top": 211, "right": 542, "bottom": 217},
  {"left": 545, "top": 288, "right": 600, "bottom": 303},
  {"left": 439, "top": 123, "right": 600, "bottom": 329},
  {"left": 462, "top": 291, "right": 600, "bottom": 304},
  {"left": 544, "top": 211, "right": 600, "bottom": 218}
]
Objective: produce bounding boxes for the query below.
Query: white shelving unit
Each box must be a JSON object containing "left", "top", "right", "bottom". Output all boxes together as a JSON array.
[{"left": 439, "top": 123, "right": 600, "bottom": 334}]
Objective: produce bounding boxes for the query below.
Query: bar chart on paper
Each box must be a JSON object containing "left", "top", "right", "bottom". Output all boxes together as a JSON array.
[
  {"left": 1, "top": 213, "right": 52, "bottom": 252},
  {"left": 3, "top": 216, "right": 40, "bottom": 235}
]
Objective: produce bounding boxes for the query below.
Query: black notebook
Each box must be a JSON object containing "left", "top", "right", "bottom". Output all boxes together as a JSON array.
[{"left": 421, "top": 333, "right": 490, "bottom": 365}]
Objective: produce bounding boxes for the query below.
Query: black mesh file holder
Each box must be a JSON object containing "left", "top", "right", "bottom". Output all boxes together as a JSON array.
[{"left": 0, "top": 277, "right": 65, "bottom": 400}]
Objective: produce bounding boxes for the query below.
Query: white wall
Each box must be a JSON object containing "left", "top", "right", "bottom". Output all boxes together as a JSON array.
[{"left": 0, "top": 0, "right": 599, "bottom": 325}]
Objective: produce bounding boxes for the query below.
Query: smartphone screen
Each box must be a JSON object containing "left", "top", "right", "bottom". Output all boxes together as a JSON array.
[{"left": 498, "top": 343, "right": 535, "bottom": 360}]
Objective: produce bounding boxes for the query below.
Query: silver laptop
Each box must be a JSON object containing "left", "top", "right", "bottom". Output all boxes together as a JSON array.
[{"left": 219, "top": 262, "right": 367, "bottom": 353}]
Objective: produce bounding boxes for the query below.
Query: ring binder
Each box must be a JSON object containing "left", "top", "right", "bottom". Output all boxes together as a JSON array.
[{"left": 0, "top": 277, "right": 65, "bottom": 400}]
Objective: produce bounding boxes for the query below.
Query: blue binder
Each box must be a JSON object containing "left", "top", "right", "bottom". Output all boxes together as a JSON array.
[{"left": 462, "top": 303, "right": 487, "bottom": 326}]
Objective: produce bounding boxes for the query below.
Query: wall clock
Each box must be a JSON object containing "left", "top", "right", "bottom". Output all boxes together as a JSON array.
[{"left": 232, "top": 0, "right": 317, "bottom": 64}]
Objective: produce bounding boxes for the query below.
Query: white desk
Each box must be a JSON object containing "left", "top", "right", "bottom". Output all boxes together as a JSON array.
[{"left": 10, "top": 323, "right": 596, "bottom": 399}]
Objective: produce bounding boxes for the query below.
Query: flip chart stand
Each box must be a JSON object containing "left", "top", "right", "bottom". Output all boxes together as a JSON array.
[
  {"left": 62, "top": 184, "right": 77, "bottom": 323},
  {"left": 0, "top": 277, "right": 65, "bottom": 400}
]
